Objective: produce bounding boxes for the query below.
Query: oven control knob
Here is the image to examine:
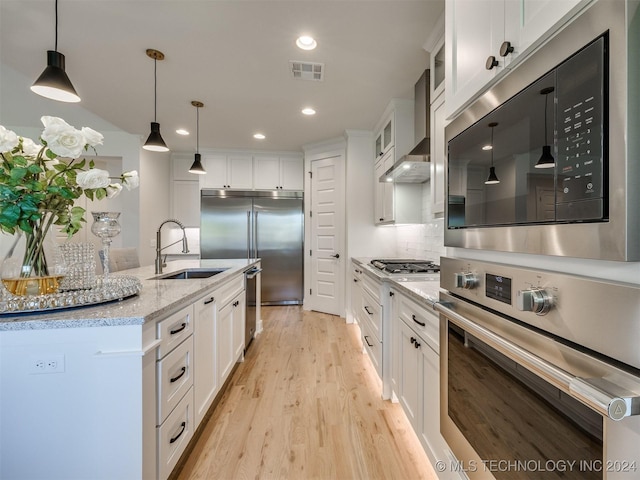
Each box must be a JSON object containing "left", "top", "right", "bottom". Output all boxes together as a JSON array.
[
  {"left": 516, "top": 288, "right": 553, "bottom": 315},
  {"left": 455, "top": 272, "right": 478, "bottom": 290}
]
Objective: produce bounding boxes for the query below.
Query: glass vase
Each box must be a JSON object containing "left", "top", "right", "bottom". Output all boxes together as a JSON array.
[
  {"left": 0, "top": 231, "right": 66, "bottom": 296},
  {"left": 91, "top": 212, "right": 122, "bottom": 278}
]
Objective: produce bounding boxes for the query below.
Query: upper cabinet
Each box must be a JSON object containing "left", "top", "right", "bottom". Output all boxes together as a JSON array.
[
  {"left": 373, "top": 99, "right": 413, "bottom": 163},
  {"left": 199, "top": 154, "right": 253, "bottom": 190},
  {"left": 445, "top": 0, "right": 589, "bottom": 119},
  {"left": 253, "top": 155, "right": 304, "bottom": 191}
]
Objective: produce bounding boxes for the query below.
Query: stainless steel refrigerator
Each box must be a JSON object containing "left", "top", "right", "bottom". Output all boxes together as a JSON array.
[{"left": 200, "top": 189, "right": 304, "bottom": 306}]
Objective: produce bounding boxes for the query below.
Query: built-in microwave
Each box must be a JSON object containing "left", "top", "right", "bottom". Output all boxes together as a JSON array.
[{"left": 444, "top": 1, "right": 639, "bottom": 262}]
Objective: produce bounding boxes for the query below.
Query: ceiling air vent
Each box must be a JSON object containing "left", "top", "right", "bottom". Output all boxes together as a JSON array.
[{"left": 290, "top": 61, "right": 324, "bottom": 81}]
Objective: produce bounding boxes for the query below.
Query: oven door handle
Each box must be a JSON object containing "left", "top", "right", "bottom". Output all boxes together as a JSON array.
[{"left": 434, "top": 301, "right": 640, "bottom": 421}]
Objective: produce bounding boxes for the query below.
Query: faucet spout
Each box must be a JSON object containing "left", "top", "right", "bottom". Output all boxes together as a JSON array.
[{"left": 155, "top": 219, "right": 189, "bottom": 274}]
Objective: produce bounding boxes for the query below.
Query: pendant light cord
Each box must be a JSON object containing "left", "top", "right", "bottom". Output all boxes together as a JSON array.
[
  {"left": 543, "top": 93, "right": 549, "bottom": 145},
  {"left": 54, "top": 0, "right": 58, "bottom": 51},
  {"left": 490, "top": 125, "right": 494, "bottom": 167},
  {"left": 153, "top": 58, "right": 157, "bottom": 122},
  {"left": 196, "top": 106, "right": 200, "bottom": 153}
]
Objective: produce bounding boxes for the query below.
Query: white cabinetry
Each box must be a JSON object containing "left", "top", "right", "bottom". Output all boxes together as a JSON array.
[
  {"left": 253, "top": 155, "right": 304, "bottom": 191},
  {"left": 216, "top": 276, "right": 246, "bottom": 385},
  {"left": 445, "top": 0, "right": 587, "bottom": 118},
  {"left": 193, "top": 291, "right": 217, "bottom": 426},
  {"left": 374, "top": 149, "right": 395, "bottom": 224},
  {"left": 430, "top": 92, "right": 447, "bottom": 215},
  {"left": 171, "top": 155, "right": 200, "bottom": 227},
  {"left": 200, "top": 154, "right": 253, "bottom": 190}
]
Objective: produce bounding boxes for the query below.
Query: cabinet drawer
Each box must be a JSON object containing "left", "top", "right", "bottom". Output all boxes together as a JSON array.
[
  {"left": 362, "top": 273, "right": 381, "bottom": 303},
  {"left": 399, "top": 295, "right": 438, "bottom": 352},
  {"left": 157, "top": 386, "right": 194, "bottom": 480},
  {"left": 215, "top": 274, "right": 244, "bottom": 307},
  {"left": 156, "top": 304, "right": 193, "bottom": 359},
  {"left": 157, "top": 335, "right": 193, "bottom": 425},
  {"left": 360, "top": 317, "right": 382, "bottom": 378},
  {"left": 359, "top": 286, "right": 382, "bottom": 342}
]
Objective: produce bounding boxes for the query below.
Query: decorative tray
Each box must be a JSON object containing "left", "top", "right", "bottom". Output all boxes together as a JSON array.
[{"left": 0, "top": 275, "right": 142, "bottom": 315}]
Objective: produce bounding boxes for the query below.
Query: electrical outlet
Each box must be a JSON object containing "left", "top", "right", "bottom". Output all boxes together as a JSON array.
[{"left": 30, "top": 354, "right": 65, "bottom": 374}]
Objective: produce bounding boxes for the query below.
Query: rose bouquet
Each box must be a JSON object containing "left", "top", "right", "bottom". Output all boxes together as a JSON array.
[{"left": 0, "top": 116, "right": 139, "bottom": 291}]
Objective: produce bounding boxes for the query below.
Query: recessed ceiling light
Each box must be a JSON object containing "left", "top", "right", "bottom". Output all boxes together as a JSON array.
[
  {"left": 296, "top": 36, "right": 317, "bottom": 50},
  {"left": 302, "top": 107, "right": 316, "bottom": 116},
  {"left": 176, "top": 129, "right": 189, "bottom": 136},
  {"left": 482, "top": 145, "right": 493, "bottom": 151},
  {"left": 254, "top": 133, "right": 266, "bottom": 140}
]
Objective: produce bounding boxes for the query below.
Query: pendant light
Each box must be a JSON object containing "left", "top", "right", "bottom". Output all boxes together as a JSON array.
[
  {"left": 143, "top": 49, "right": 169, "bottom": 152},
  {"left": 189, "top": 101, "right": 206, "bottom": 174},
  {"left": 30, "top": 0, "right": 81, "bottom": 103},
  {"left": 485, "top": 122, "right": 500, "bottom": 185},
  {"left": 535, "top": 86, "right": 555, "bottom": 169}
]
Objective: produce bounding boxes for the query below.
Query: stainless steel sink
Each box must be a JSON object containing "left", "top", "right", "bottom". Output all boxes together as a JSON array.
[{"left": 152, "top": 268, "right": 228, "bottom": 280}]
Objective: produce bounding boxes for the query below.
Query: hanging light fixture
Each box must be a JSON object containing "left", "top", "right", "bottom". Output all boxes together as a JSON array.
[
  {"left": 143, "top": 49, "right": 169, "bottom": 152},
  {"left": 31, "top": 0, "right": 81, "bottom": 103},
  {"left": 189, "top": 101, "right": 206, "bottom": 175},
  {"left": 536, "top": 86, "right": 555, "bottom": 169},
  {"left": 485, "top": 122, "right": 500, "bottom": 185}
]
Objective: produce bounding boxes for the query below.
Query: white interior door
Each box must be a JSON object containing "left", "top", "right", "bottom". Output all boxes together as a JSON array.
[{"left": 308, "top": 155, "right": 345, "bottom": 316}]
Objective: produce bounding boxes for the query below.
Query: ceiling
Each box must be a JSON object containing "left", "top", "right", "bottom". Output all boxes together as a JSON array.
[{"left": 0, "top": 0, "right": 444, "bottom": 154}]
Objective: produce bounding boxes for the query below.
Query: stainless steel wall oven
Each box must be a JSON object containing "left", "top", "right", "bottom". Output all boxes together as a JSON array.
[
  {"left": 444, "top": 1, "right": 639, "bottom": 261},
  {"left": 436, "top": 256, "right": 640, "bottom": 480}
]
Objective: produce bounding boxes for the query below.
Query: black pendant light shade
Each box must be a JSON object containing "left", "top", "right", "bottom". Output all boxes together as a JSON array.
[
  {"left": 536, "top": 86, "right": 555, "bottom": 169},
  {"left": 485, "top": 122, "right": 500, "bottom": 185},
  {"left": 143, "top": 49, "right": 169, "bottom": 152},
  {"left": 31, "top": 0, "right": 81, "bottom": 103},
  {"left": 189, "top": 153, "right": 206, "bottom": 174},
  {"left": 189, "top": 100, "right": 206, "bottom": 174},
  {"left": 144, "top": 122, "right": 169, "bottom": 152}
]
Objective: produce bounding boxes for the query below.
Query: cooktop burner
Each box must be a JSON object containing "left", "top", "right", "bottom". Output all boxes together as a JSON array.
[{"left": 370, "top": 259, "right": 440, "bottom": 274}]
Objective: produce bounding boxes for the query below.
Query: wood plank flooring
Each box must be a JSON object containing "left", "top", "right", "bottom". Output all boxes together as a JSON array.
[{"left": 176, "top": 306, "right": 438, "bottom": 480}]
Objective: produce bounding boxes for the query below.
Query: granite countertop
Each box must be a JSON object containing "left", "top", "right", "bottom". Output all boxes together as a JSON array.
[
  {"left": 0, "top": 258, "right": 259, "bottom": 331},
  {"left": 351, "top": 256, "right": 442, "bottom": 307}
]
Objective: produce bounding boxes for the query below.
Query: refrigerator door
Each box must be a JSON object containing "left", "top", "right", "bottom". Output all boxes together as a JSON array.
[
  {"left": 253, "top": 197, "right": 304, "bottom": 305},
  {"left": 200, "top": 195, "right": 252, "bottom": 259}
]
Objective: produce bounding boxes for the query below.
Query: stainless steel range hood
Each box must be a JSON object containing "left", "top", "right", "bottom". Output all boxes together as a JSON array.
[{"left": 380, "top": 69, "right": 431, "bottom": 183}]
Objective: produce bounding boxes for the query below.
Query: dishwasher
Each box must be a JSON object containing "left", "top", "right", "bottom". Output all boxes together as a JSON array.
[{"left": 244, "top": 266, "right": 262, "bottom": 351}]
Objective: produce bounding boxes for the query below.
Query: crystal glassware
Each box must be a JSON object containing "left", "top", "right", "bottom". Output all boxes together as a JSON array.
[{"left": 91, "top": 212, "right": 121, "bottom": 278}]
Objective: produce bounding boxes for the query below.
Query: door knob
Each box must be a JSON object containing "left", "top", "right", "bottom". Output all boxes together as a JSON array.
[
  {"left": 331, "top": 253, "right": 340, "bottom": 259},
  {"left": 486, "top": 56, "right": 499, "bottom": 70}
]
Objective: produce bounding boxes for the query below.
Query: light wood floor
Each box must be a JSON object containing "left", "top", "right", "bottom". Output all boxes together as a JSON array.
[{"left": 176, "top": 306, "right": 438, "bottom": 480}]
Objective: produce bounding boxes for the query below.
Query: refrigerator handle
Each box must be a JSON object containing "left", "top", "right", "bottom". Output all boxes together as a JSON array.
[
  {"left": 246, "top": 211, "right": 251, "bottom": 260},
  {"left": 254, "top": 211, "right": 259, "bottom": 259}
]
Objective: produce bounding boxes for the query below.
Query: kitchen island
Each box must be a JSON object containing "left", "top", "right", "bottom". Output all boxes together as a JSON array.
[{"left": 0, "top": 258, "right": 259, "bottom": 480}]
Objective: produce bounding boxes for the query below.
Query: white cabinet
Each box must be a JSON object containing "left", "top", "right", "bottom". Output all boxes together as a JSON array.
[
  {"left": 349, "top": 263, "right": 364, "bottom": 324},
  {"left": 374, "top": 113, "right": 394, "bottom": 160},
  {"left": 200, "top": 154, "right": 253, "bottom": 190},
  {"left": 430, "top": 92, "right": 447, "bottom": 215},
  {"left": 373, "top": 99, "right": 414, "bottom": 162},
  {"left": 253, "top": 155, "right": 304, "bottom": 191},
  {"left": 172, "top": 180, "right": 200, "bottom": 227},
  {"left": 193, "top": 291, "right": 217, "bottom": 426},
  {"left": 215, "top": 275, "right": 245, "bottom": 386},
  {"left": 374, "top": 150, "right": 395, "bottom": 224},
  {"left": 445, "top": 0, "right": 587, "bottom": 118}
]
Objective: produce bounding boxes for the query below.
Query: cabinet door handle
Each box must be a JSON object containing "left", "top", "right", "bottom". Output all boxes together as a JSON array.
[
  {"left": 170, "top": 366, "right": 186, "bottom": 383},
  {"left": 364, "top": 335, "right": 374, "bottom": 347},
  {"left": 486, "top": 55, "right": 499, "bottom": 70},
  {"left": 410, "top": 336, "right": 416, "bottom": 344},
  {"left": 500, "top": 40, "right": 514, "bottom": 57},
  {"left": 379, "top": 218, "right": 384, "bottom": 222},
  {"left": 364, "top": 306, "right": 373, "bottom": 315},
  {"left": 353, "top": 278, "right": 358, "bottom": 283},
  {"left": 204, "top": 297, "right": 214, "bottom": 305},
  {"left": 414, "top": 340, "right": 421, "bottom": 349},
  {"left": 169, "top": 323, "right": 187, "bottom": 335},
  {"left": 169, "top": 422, "right": 187, "bottom": 444},
  {"left": 412, "top": 314, "right": 425, "bottom": 327},
  {"left": 389, "top": 291, "right": 394, "bottom": 297}
]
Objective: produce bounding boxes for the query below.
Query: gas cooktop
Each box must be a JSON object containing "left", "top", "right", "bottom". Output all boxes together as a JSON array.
[{"left": 370, "top": 259, "right": 440, "bottom": 274}]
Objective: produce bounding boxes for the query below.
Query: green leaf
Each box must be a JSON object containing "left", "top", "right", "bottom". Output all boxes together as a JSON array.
[
  {"left": 27, "top": 164, "right": 42, "bottom": 174},
  {"left": 10, "top": 167, "right": 27, "bottom": 181},
  {"left": 95, "top": 188, "right": 107, "bottom": 200},
  {"left": 45, "top": 149, "right": 57, "bottom": 160}
]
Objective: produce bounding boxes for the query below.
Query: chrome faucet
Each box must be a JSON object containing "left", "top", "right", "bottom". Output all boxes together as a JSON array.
[{"left": 155, "top": 219, "right": 189, "bottom": 274}]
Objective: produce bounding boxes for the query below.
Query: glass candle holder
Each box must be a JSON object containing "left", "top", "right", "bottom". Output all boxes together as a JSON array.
[{"left": 91, "top": 212, "right": 121, "bottom": 278}]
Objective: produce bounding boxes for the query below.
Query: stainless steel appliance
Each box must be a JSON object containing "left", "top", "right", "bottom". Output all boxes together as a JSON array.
[
  {"left": 370, "top": 258, "right": 440, "bottom": 274},
  {"left": 436, "top": 256, "right": 640, "bottom": 479},
  {"left": 444, "top": 0, "right": 639, "bottom": 261},
  {"left": 200, "top": 190, "right": 303, "bottom": 305},
  {"left": 244, "top": 265, "right": 261, "bottom": 351}
]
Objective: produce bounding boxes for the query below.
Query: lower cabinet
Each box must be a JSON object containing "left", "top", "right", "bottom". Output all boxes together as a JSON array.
[
  {"left": 217, "top": 290, "right": 246, "bottom": 385},
  {"left": 193, "top": 292, "right": 217, "bottom": 426}
]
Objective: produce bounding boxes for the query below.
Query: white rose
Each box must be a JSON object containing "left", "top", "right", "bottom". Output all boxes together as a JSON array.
[
  {"left": 20, "top": 137, "right": 43, "bottom": 157},
  {"left": 0, "top": 125, "right": 19, "bottom": 152},
  {"left": 40, "top": 116, "right": 86, "bottom": 158},
  {"left": 81, "top": 127, "right": 103, "bottom": 147},
  {"left": 106, "top": 183, "right": 123, "bottom": 199},
  {"left": 122, "top": 170, "right": 140, "bottom": 190},
  {"left": 76, "top": 168, "right": 110, "bottom": 189}
]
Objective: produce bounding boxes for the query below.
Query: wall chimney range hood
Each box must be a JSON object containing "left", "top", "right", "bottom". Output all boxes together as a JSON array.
[{"left": 380, "top": 69, "right": 431, "bottom": 183}]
